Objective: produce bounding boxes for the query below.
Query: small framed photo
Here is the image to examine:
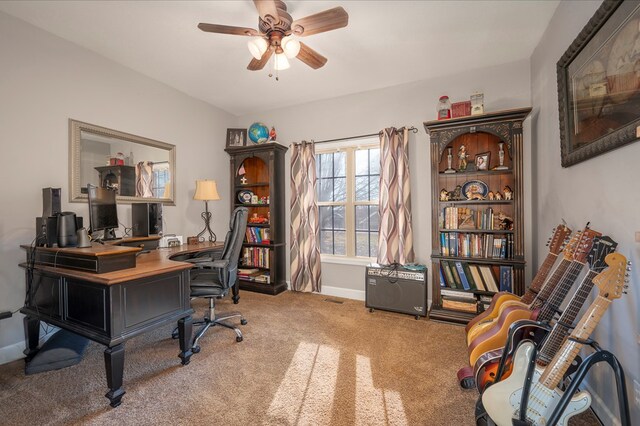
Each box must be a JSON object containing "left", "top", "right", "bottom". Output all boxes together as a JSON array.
[
  {"left": 226, "top": 128, "right": 247, "bottom": 148},
  {"left": 475, "top": 152, "right": 490, "bottom": 171}
]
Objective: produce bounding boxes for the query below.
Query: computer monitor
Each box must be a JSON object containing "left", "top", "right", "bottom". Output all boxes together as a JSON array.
[{"left": 87, "top": 184, "right": 119, "bottom": 240}]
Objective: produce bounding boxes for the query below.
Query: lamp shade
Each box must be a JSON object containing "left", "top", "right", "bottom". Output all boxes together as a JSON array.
[
  {"left": 282, "top": 36, "right": 301, "bottom": 58},
  {"left": 247, "top": 37, "right": 268, "bottom": 60},
  {"left": 274, "top": 53, "right": 290, "bottom": 70},
  {"left": 194, "top": 180, "right": 221, "bottom": 201}
]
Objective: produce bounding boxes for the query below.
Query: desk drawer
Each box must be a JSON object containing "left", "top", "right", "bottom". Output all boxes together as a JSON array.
[
  {"left": 25, "top": 271, "right": 62, "bottom": 319},
  {"left": 65, "top": 279, "right": 108, "bottom": 334}
]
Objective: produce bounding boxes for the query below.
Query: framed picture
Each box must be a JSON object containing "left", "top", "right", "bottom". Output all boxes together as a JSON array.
[
  {"left": 475, "top": 152, "right": 490, "bottom": 171},
  {"left": 226, "top": 128, "right": 247, "bottom": 148},
  {"left": 558, "top": 0, "right": 640, "bottom": 167}
]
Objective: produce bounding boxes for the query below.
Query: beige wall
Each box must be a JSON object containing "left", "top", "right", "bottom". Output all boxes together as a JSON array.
[
  {"left": 0, "top": 12, "right": 234, "bottom": 362},
  {"left": 530, "top": 1, "right": 640, "bottom": 423}
]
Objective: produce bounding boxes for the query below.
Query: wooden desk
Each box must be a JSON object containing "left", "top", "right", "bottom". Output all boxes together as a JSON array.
[{"left": 20, "top": 241, "right": 222, "bottom": 407}]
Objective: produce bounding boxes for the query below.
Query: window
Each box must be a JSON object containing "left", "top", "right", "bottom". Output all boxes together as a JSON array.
[
  {"left": 317, "top": 141, "right": 379, "bottom": 259},
  {"left": 152, "top": 162, "right": 170, "bottom": 198}
]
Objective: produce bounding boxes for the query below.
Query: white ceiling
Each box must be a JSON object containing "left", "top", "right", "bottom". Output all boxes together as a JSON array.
[{"left": 0, "top": 1, "right": 559, "bottom": 116}]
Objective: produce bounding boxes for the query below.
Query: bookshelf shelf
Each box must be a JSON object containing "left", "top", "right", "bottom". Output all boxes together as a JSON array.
[{"left": 425, "top": 107, "right": 531, "bottom": 325}]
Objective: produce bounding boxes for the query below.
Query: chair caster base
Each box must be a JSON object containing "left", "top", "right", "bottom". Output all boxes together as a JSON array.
[
  {"left": 241, "top": 319, "right": 247, "bottom": 325},
  {"left": 236, "top": 336, "right": 243, "bottom": 342},
  {"left": 192, "top": 345, "right": 201, "bottom": 354}
]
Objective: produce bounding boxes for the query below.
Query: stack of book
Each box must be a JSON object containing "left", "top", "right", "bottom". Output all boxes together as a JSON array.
[
  {"left": 440, "top": 288, "right": 477, "bottom": 313},
  {"left": 439, "top": 261, "right": 513, "bottom": 293},
  {"left": 245, "top": 227, "right": 270, "bottom": 244},
  {"left": 440, "top": 206, "right": 497, "bottom": 230},
  {"left": 439, "top": 232, "right": 513, "bottom": 259},
  {"left": 242, "top": 247, "right": 270, "bottom": 268}
]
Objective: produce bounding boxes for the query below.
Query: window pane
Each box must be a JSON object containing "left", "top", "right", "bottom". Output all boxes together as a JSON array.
[
  {"left": 355, "top": 176, "right": 369, "bottom": 201},
  {"left": 320, "top": 230, "right": 333, "bottom": 254},
  {"left": 333, "top": 206, "right": 345, "bottom": 230},
  {"left": 370, "top": 176, "right": 379, "bottom": 201},
  {"left": 370, "top": 207, "right": 379, "bottom": 231},
  {"left": 319, "top": 153, "right": 333, "bottom": 178},
  {"left": 318, "top": 178, "right": 333, "bottom": 202},
  {"left": 334, "top": 177, "right": 346, "bottom": 202},
  {"left": 334, "top": 231, "right": 346, "bottom": 255},
  {"left": 369, "top": 148, "right": 380, "bottom": 175},
  {"left": 355, "top": 205, "right": 368, "bottom": 231},
  {"left": 355, "top": 149, "right": 368, "bottom": 176},
  {"left": 356, "top": 232, "right": 369, "bottom": 257},
  {"left": 319, "top": 206, "right": 332, "bottom": 229},
  {"left": 334, "top": 151, "right": 346, "bottom": 177},
  {"left": 370, "top": 232, "right": 379, "bottom": 258}
]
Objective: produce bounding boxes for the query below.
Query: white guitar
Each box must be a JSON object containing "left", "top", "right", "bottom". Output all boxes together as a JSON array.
[{"left": 482, "top": 253, "right": 628, "bottom": 426}]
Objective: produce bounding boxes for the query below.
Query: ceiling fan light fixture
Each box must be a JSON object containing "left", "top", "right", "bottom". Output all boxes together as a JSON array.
[
  {"left": 247, "top": 37, "right": 268, "bottom": 60},
  {"left": 274, "top": 53, "right": 290, "bottom": 70},
  {"left": 281, "top": 36, "right": 301, "bottom": 58}
]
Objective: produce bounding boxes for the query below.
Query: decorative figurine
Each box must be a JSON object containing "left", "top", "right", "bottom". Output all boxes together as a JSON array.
[
  {"left": 487, "top": 191, "right": 495, "bottom": 200},
  {"left": 458, "top": 145, "right": 468, "bottom": 171},
  {"left": 269, "top": 126, "right": 277, "bottom": 142},
  {"left": 451, "top": 185, "right": 462, "bottom": 200},
  {"left": 503, "top": 185, "right": 513, "bottom": 200},
  {"left": 494, "top": 191, "right": 503, "bottom": 200},
  {"left": 495, "top": 212, "right": 514, "bottom": 230},
  {"left": 240, "top": 176, "right": 248, "bottom": 185},
  {"left": 440, "top": 188, "right": 450, "bottom": 201},
  {"left": 444, "top": 147, "right": 456, "bottom": 174},
  {"left": 465, "top": 189, "right": 485, "bottom": 200},
  {"left": 493, "top": 142, "right": 509, "bottom": 170}
]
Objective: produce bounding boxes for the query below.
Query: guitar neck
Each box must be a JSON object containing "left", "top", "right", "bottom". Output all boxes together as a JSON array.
[
  {"left": 520, "top": 252, "right": 558, "bottom": 305},
  {"left": 530, "top": 258, "right": 571, "bottom": 309},
  {"left": 537, "top": 270, "right": 597, "bottom": 365},
  {"left": 537, "top": 260, "right": 586, "bottom": 322},
  {"left": 540, "top": 296, "right": 612, "bottom": 390}
]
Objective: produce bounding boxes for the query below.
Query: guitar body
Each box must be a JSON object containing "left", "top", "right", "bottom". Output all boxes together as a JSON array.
[
  {"left": 466, "top": 299, "right": 529, "bottom": 345},
  {"left": 474, "top": 323, "right": 550, "bottom": 393},
  {"left": 482, "top": 341, "right": 591, "bottom": 426},
  {"left": 465, "top": 291, "right": 520, "bottom": 334},
  {"left": 468, "top": 305, "right": 538, "bottom": 366}
]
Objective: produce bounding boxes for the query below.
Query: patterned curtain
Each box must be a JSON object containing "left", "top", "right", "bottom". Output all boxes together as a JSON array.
[
  {"left": 290, "top": 141, "right": 322, "bottom": 292},
  {"left": 136, "top": 161, "right": 154, "bottom": 197},
  {"left": 377, "top": 127, "right": 415, "bottom": 265}
]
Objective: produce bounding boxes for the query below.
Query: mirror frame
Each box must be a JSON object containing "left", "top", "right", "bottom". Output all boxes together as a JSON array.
[{"left": 69, "top": 119, "right": 176, "bottom": 205}]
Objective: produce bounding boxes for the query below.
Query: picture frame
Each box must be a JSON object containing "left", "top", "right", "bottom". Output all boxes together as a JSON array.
[
  {"left": 226, "top": 128, "right": 247, "bottom": 148},
  {"left": 557, "top": 0, "right": 640, "bottom": 167},
  {"left": 475, "top": 152, "right": 490, "bottom": 171}
]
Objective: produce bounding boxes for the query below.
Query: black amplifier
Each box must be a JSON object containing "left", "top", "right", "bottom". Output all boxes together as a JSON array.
[{"left": 365, "top": 264, "right": 428, "bottom": 318}]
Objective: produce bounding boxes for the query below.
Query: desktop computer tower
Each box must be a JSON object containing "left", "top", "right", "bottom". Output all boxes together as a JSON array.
[
  {"left": 131, "top": 203, "right": 162, "bottom": 237},
  {"left": 365, "top": 264, "right": 428, "bottom": 318}
]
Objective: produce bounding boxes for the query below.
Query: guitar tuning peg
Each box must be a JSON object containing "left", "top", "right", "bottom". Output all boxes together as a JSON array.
[
  {"left": 623, "top": 291, "right": 628, "bottom": 294},
  {"left": 626, "top": 266, "right": 632, "bottom": 271}
]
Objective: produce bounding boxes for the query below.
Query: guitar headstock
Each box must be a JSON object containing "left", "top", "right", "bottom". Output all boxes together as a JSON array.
[
  {"left": 546, "top": 224, "right": 572, "bottom": 255},
  {"left": 562, "top": 230, "right": 583, "bottom": 261},
  {"left": 593, "top": 253, "right": 629, "bottom": 301},
  {"left": 588, "top": 236, "right": 619, "bottom": 272},
  {"left": 572, "top": 226, "right": 602, "bottom": 263}
]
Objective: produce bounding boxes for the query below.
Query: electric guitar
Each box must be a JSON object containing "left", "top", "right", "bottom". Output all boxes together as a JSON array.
[
  {"left": 465, "top": 228, "right": 582, "bottom": 345},
  {"left": 473, "top": 236, "right": 618, "bottom": 393},
  {"left": 481, "top": 252, "right": 628, "bottom": 426},
  {"left": 465, "top": 223, "right": 571, "bottom": 334},
  {"left": 467, "top": 226, "right": 600, "bottom": 366}
]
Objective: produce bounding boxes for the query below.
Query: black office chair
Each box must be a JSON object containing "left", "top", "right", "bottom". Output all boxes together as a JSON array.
[{"left": 187, "top": 206, "right": 249, "bottom": 352}]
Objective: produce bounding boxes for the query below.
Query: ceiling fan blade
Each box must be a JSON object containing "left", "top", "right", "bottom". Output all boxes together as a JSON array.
[
  {"left": 198, "top": 23, "right": 259, "bottom": 36},
  {"left": 253, "top": 0, "right": 280, "bottom": 23},
  {"left": 291, "top": 7, "right": 348, "bottom": 37},
  {"left": 296, "top": 42, "right": 327, "bottom": 69},
  {"left": 247, "top": 47, "right": 274, "bottom": 71}
]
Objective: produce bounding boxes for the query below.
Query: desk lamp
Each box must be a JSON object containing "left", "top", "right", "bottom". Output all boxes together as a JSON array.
[{"left": 194, "top": 179, "right": 220, "bottom": 242}]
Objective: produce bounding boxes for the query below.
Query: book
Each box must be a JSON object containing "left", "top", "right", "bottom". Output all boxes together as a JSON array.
[
  {"left": 442, "top": 297, "right": 477, "bottom": 313},
  {"left": 441, "top": 261, "right": 457, "bottom": 288},
  {"left": 454, "top": 261, "right": 470, "bottom": 290},
  {"left": 499, "top": 265, "right": 513, "bottom": 293},
  {"left": 468, "top": 264, "right": 486, "bottom": 291},
  {"left": 441, "top": 288, "right": 476, "bottom": 300},
  {"left": 448, "top": 260, "right": 462, "bottom": 288},
  {"left": 462, "top": 262, "right": 477, "bottom": 290},
  {"left": 479, "top": 265, "right": 499, "bottom": 292}
]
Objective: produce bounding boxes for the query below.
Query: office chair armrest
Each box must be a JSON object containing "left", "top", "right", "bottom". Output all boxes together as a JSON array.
[{"left": 190, "top": 259, "right": 229, "bottom": 270}]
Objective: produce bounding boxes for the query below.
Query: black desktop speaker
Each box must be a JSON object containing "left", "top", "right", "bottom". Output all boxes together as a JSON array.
[
  {"left": 37, "top": 215, "right": 83, "bottom": 247},
  {"left": 365, "top": 265, "right": 428, "bottom": 317},
  {"left": 131, "top": 203, "right": 162, "bottom": 237},
  {"left": 42, "top": 187, "right": 61, "bottom": 218},
  {"left": 57, "top": 212, "right": 78, "bottom": 248}
]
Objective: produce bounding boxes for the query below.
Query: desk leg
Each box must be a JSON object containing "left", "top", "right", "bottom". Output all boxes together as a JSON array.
[
  {"left": 178, "top": 316, "right": 193, "bottom": 365},
  {"left": 232, "top": 280, "right": 240, "bottom": 304},
  {"left": 23, "top": 316, "right": 40, "bottom": 362},
  {"left": 104, "top": 344, "right": 126, "bottom": 408}
]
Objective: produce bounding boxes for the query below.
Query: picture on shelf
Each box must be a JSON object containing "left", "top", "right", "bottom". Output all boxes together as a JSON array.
[
  {"left": 475, "top": 152, "right": 490, "bottom": 171},
  {"left": 226, "top": 128, "right": 247, "bottom": 148}
]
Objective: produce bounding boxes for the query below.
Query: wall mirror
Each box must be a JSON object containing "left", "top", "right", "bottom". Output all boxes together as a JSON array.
[{"left": 69, "top": 119, "right": 176, "bottom": 205}]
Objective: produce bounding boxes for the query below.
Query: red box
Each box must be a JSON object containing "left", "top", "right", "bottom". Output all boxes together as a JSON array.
[{"left": 452, "top": 101, "right": 471, "bottom": 118}]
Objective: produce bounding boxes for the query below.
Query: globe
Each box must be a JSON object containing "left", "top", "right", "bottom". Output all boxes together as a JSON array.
[{"left": 248, "top": 122, "right": 269, "bottom": 144}]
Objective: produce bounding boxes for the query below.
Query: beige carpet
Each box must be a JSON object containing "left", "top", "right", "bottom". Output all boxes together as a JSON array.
[{"left": 0, "top": 291, "right": 600, "bottom": 425}]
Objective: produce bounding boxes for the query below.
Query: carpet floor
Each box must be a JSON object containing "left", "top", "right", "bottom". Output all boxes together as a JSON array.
[{"left": 0, "top": 291, "right": 600, "bottom": 425}]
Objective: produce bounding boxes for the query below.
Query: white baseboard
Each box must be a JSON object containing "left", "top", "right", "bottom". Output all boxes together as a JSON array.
[
  {"left": 320, "top": 285, "right": 365, "bottom": 301},
  {"left": 0, "top": 340, "right": 25, "bottom": 365},
  {"left": 583, "top": 382, "right": 617, "bottom": 426}
]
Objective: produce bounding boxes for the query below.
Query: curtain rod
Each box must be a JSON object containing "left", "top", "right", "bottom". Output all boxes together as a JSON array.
[{"left": 291, "top": 126, "right": 418, "bottom": 146}]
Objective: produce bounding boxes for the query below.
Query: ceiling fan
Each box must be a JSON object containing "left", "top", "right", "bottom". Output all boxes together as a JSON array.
[{"left": 198, "top": 0, "right": 348, "bottom": 74}]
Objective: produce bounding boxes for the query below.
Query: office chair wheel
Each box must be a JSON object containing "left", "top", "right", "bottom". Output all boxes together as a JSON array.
[
  {"left": 192, "top": 345, "right": 201, "bottom": 354},
  {"left": 369, "top": 308, "right": 374, "bottom": 313},
  {"left": 241, "top": 319, "right": 247, "bottom": 325},
  {"left": 236, "top": 336, "right": 243, "bottom": 342}
]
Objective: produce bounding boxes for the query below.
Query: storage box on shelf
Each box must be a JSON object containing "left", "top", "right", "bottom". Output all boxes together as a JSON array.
[
  {"left": 425, "top": 107, "right": 531, "bottom": 324},
  {"left": 225, "top": 143, "right": 287, "bottom": 295}
]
